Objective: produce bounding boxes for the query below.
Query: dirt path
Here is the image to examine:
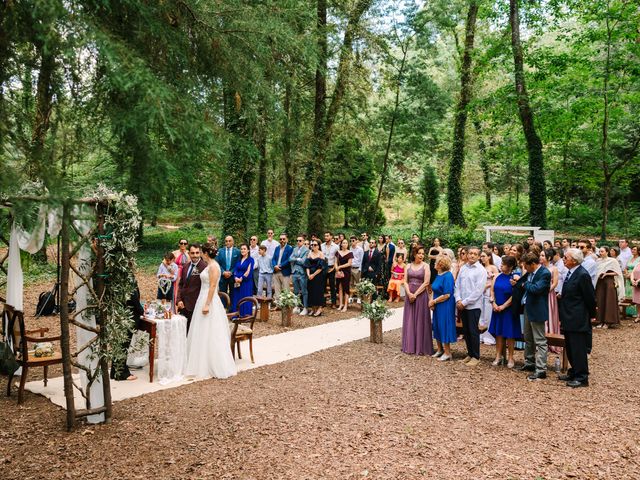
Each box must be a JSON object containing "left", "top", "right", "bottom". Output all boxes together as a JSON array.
[{"left": 2, "top": 320, "right": 640, "bottom": 479}]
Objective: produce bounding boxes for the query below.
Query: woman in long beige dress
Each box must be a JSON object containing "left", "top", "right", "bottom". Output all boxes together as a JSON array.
[{"left": 595, "top": 246, "right": 625, "bottom": 328}]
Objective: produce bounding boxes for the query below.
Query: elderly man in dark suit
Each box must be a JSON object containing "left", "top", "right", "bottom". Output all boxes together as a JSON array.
[
  {"left": 512, "top": 252, "right": 552, "bottom": 381},
  {"left": 558, "top": 248, "right": 596, "bottom": 388},
  {"left": 177, "top": 243, "right": 208, "bottom": 333}
]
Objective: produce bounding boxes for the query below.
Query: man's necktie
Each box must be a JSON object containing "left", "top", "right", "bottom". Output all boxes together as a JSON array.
[
  {"left": 565, "top": 270, "right": 572, "bottom": 283},
  {"left": 227, "top": 248, "right": 231, "bottom": 269}
]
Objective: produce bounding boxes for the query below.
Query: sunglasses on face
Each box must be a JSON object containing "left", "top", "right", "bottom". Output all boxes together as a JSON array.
[
  {"left": 179, "top": 242, "right": 188, "bottom": 245},
  {"left": 297, "top": 239, "right": 303, "bottom": 242}
]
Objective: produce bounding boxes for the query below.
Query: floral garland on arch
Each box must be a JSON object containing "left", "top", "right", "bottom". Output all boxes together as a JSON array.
[{"left": 91, "top": 185, "right": 142, "bottom": 371}]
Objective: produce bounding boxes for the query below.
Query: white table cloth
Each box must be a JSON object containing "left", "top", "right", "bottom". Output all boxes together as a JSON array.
[{"left": 149, "top": 314, "right": 187, "bottom": 385}]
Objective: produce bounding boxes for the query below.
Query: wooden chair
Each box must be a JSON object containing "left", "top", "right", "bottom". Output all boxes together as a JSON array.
[
  {"left": 545, "top": 333, "right": 568, "bottom": 372},
  {"left": 230, "top": 297, "right": 258, "bottom": 363},
  {"left": 218, "top": 292, "right": 231, "bottom": 312},
  {"left": 4, "top": 305, "right": 63, "bottom": 404}
]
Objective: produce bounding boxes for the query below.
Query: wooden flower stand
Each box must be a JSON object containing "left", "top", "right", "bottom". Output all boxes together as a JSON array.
[
  {"left": 369, "top": 319, "right": 383, "bottom": 344},
  {"left": 281, "top": 307, "right": 293, "bottom": 327}
]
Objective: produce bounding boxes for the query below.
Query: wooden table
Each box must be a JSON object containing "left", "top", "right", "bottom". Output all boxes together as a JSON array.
[
  {"left": 255, "top": 296, "right": 271, "bottom": 322},
  {"left": 140, "top": 314, "right": 187, "bottom": 383}
]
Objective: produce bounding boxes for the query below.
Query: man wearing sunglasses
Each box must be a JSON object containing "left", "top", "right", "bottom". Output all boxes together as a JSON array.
[
  {"left": 290, "top": 236, "right": 310, "bottom": 315},
  {"left": 271, "top": 233, "right": 293, "bottom": 307}
]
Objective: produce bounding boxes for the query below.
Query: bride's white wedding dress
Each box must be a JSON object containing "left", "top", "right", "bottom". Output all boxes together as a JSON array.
[{"left": 184, "top": 261, "right": 237, "bottom": 379}]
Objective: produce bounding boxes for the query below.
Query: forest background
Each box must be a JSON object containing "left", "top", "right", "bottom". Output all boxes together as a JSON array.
[{"left": 1, "top": 0, "right": 639, "bottom": 280}]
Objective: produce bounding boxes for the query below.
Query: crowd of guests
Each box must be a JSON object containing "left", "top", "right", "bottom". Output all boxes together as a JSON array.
[
  {"left": 399, "top": 236, "right": 640, "bottom": 388},
  {"left": 158, "top": 231, "right": 640, "bottom": 387}
]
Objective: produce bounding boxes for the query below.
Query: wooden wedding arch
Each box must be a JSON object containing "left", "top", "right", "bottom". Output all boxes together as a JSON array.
[{"left": 1, "top": 194, "right": 126, "bottom": 430}]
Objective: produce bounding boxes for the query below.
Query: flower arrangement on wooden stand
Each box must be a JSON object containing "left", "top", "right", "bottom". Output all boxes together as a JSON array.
[
  {"left": 355, "top": 279, "right": 376, "bottom": 307},
  {"left": 274, "top": 290, "right": 300, "bottom": 327},
  {"left": 361, "top": 299, "right": 391, "bottom": 344}
]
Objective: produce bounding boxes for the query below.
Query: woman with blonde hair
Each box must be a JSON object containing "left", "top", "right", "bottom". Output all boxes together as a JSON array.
[{"left": 430, "top": 255, "right": 456, "bottom": 361}]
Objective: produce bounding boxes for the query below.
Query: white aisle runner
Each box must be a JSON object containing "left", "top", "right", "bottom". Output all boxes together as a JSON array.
[{"left": 25, "top": 308, "right": 404, "bottom": 409}]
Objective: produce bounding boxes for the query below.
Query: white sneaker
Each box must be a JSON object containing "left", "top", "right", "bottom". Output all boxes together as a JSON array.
[
  {"left": 300, "top": 308, "right": 308, "bottom": 316},
  {"left": 293, "top": 307, "right": 300, "bottom": 314}
]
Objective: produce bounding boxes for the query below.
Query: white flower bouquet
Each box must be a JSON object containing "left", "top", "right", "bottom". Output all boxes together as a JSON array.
[{"left": 274, "top": 290, "right": 301, "bottom": 309}]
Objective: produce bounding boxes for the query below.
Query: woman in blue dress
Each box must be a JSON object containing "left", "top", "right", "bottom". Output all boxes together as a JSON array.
[
  {"left": 488, "top": 255, "right": 522, "bottom": 368},
  {"left": 429, "top": 255, "right": 456, "bottom": 361},
  {"left": 232, "top": 244, "right": 255, "bottom": 316}
]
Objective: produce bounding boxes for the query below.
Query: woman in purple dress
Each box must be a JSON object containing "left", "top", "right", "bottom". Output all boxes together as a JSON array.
[
  {"left": 232, "top": 244, "right": 255, "bottom": 316},
  {"left": 401, "top": 246, "right": 432, "bottom": 355}
]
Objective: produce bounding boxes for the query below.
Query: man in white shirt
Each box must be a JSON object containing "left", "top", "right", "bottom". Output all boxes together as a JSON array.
[
  {"left": 360, "top": 232, "right": 370, "bottom": 252},
  {"left": 454, "top": 247, "right": 487, "bottom": 367},
  {"left": 260, "top": 229, "right": 277, "bottom": 258},
  {"left": 577, "top": 239, "right": 597, "bottom": 356},
  {"left": 578, "top": 240, "right": 598, "bottom": 288},
  {"left": 618, "top": 238, "right": 632, "bottom": 270},
  {"left": 321, "top": 232, "right": 339, "bottom": 307},
  {"left": 249, "top": 235, "right": 260, "bottom": 294},
  {"left": 350, "top": 236, "right": 364, "bottom": 293}
]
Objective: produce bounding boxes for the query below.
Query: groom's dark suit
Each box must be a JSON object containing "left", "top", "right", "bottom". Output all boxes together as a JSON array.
[{"left": 177, "top": 258, "right": 208, "bottom": 333}]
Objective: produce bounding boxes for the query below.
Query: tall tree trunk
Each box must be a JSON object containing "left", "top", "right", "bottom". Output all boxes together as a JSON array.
[
  {"left": 600, "top": 6, "right": 612, "bottom": 240},
  {"left": 282, "top": 82, "right": 294, "bottom": 208},
  {"left": 256, "top": 114, "right": 268, "bottom": 233},
  {"left": 375, "top": 40, "right": 409, "bottom": 212},
  {"left": 306, "top": 0, "right": 328, "bottom": 235},
  {"left": 0, "top": 1, "right": 13, "bottom": 152},
  {"left": 509, "top": 0, "right": 546, "bottom": 228},
  {"left": 306, "top": 0, "right": 373, "bottom": 235},
  {"left": 29, "top": 42, "right": 57, "bottom": 182},
  {"left": 222, "top": 88, "right": 256, "bottom": 241},
  {"left": 447, "top": 0, "right": 478, "bottom": 227},
  {"left": 473, "top": 119, "right": 491, "bottom": 209}
]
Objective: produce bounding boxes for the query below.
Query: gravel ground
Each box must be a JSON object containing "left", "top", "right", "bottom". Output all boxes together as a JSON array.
[{"left": 2, "top": 313, "right": 640, "bottom": 479}]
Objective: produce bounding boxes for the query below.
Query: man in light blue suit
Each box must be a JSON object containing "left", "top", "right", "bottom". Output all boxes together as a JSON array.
[
  {"left": 290, "top": 235, "right": 310, "bottom": 315},
  {"left": 216, "top": 235, "right": 240, "bottom": 297}
]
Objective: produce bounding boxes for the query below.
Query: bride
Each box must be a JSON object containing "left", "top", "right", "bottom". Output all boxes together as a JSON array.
[{"left": 184, "top": 242, "right": 237, "bottom": 379}]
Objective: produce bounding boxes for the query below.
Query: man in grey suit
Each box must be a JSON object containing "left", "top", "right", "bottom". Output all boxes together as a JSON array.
[{"left": 558, "top": 248, "right": 596, "bottom": 388}]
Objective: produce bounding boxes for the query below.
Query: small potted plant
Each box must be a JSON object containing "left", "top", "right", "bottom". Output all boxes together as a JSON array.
[
  {"left": 362, "top": 299, "right": 391, "bottom": 343},
  {"left": 355, "top": 279, "right": 377, "bottom": 307},
  {"left": 274, "top": 290, "right": 300, "bottom": 327}
]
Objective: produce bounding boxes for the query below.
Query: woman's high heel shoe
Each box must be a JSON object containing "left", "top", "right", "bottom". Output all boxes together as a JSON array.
[
  {"left": 491, "top": 357, "right": 505, "bottom": 366},
  {"left": 507, "top": 360, "right": 515, "bottom": 369}
]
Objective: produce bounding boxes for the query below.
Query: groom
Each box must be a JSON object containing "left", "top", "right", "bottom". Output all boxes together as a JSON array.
[{"left": 177, "top": 243, "right": 208, "bottom": 333}]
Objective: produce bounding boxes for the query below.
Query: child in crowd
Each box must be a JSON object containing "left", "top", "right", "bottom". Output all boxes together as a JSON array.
[
  {"left": 387, "top": 253, "right": 406, "bottom": 303},
  {"left": 256, "top": 245, "right": 274, "bottom": 299},
  {"left": 157, "top": 252, "right": 178, "bottom": 309}
]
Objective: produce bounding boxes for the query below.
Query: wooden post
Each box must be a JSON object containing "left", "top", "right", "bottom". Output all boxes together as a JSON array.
[
  {"left": 94, "top": 202, "right": 113, "bottom": 422},
  {"left": 369, "top": 319, "right": 383, "bottom": 344},
  {"left": 59, "top": 202, "right": 76, "bottom": 431},
  {"left": 281, "top": 307, "right": 292, "bottom": 327}
]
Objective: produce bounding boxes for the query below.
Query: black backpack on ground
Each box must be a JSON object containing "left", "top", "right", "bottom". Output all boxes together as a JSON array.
[{"left": 36, "top": 291, "right": 57, "bottom": 316}]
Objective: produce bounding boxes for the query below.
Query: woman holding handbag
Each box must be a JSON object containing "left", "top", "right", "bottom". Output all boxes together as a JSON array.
[{"left": 335, "top": 239, "right": 353, "bottom": 312}]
